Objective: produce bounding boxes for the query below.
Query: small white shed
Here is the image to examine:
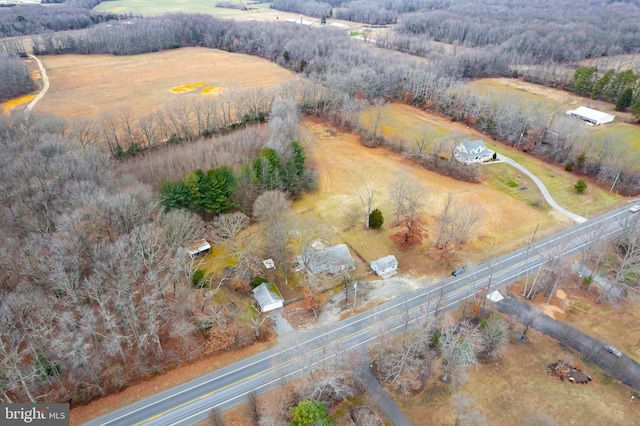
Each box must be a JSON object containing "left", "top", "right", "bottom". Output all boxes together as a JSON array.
[
  {"left": 370, "top": 255, "right": 398, "bottom": 278},
  {"left": 187, "top": 239, "right": 211, "bottom": 258},
  {"left": 252, "top": 282, "right": 284, "bottom": 313}
]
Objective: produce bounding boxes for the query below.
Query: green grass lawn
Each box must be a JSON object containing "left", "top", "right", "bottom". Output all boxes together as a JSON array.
[
  {"left": 586, "top": 124, "right": 640, "bottom": 154},
  {"left": 95, "top": 0, "right": 271, "bottom": 17},
  {"left": 488, "top": 144, "right": 626, "bottom": 217}
]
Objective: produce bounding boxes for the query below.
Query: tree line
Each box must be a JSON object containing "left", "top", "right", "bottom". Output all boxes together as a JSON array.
[
  {"left": 0, "top": 2, "right": 123, "bottom": 38},
  {"left": 567, "top": 66, "right": 640, "bottom": 114},
  {"left": 159, "top": 141, "right": 311, "bottom": 217}
]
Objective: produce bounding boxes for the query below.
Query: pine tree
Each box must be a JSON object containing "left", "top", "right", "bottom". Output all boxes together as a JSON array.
[
  {"left": 369, "top": 208, "right": 384, "bottom": 229},
  {"left": 615, "top": 87, "right": 634, "bottom": 111}
]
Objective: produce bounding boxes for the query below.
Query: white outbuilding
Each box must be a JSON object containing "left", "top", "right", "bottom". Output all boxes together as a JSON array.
[
  {"left": 252, "top": 282, "right": 285, "bottom": 313},
  {"left": 186, "top": 239, "right": 211, "bottom": 258},
  {"left": 370, "top": 255, "right": 398, "bottom": 278},
  {"left": 566, "top": 106, "right": 615, "bottom": 125}
]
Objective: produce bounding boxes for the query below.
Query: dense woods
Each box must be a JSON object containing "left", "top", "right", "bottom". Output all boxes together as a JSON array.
[
  {"left": 0, "top": 2, "right": 121, "bottom": 38},
  {"left": 0, "top": 53, "right": 34, "bottom": 101}
]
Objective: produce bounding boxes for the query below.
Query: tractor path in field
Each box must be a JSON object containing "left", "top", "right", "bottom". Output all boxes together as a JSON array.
[
  {"left": 25, "top": 54, "right": 49, "bottom": 116},
  {"left": 497, "top": 154, "right": 587, "bottom": 223}
]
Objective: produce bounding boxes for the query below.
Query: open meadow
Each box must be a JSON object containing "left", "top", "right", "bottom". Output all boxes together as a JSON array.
[
  {"left": 32, "top": 47, "right": 296, "bottom": 120},
  {"left": 94, "top": 0, "right": 358, "bottom": 27}
]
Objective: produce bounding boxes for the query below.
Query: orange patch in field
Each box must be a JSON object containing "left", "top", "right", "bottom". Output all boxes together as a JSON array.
[
  {"left": 169, "top": 82, "right": 208, "bottom": 93},
  {"left": 202, "top": 86, "right": 225, "bottom": 95},
  {"left": 2, "top": 94, "right": 35, "bottom": 114}
]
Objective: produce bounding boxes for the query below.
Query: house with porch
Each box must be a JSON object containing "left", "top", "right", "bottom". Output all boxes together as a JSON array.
[{"left": 453, "top": 139, "right": 492, "bottom": 165}]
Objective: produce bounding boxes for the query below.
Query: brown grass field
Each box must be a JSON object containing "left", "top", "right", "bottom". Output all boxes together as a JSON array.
[
  {"left": 33, "top": 47, "right": 296, "bottom": 120},
  {"left": 295, "top": 117, "right": 570, "bottom": 275}
]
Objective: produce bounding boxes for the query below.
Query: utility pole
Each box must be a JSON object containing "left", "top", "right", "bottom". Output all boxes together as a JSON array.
[
  {"left": 610, "top": 172, "right": 620, "bottom": 193},
  {"left": 353, "top": 282, "right": 358, "bottom": 309}
]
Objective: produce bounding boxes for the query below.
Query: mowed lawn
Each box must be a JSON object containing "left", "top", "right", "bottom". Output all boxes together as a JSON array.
[
  {"left": 359, "top": 103, "right": 627, "bottom": 218},
  {"left": 34, "top": 47, "right": 296, "bottom": 121}
]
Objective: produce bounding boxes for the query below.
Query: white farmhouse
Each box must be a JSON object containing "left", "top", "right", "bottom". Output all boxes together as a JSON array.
[
  {"left": 566, "top": 106, "right": 615, "bottom": 125},
  {"left": 453, "top": 139, "right": 492, "bottom": 165}
]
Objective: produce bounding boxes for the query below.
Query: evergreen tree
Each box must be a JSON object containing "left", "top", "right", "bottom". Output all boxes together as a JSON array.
[
  {"left": 159, "top": 180, "right": 192, "bottom": 211},
  {"left": 591, "top": 69, "right": 614, "bottom": 99},
  {"left": 289, "top": 401, "right": 331, "bottom": 426},
  {"left": 567, "top": 66, "right": 597, "bottom": 96},
  {"left": 632, "top": 96, "right": 640, "bottom": 122},
  {"left": 369, "top": 208, "right": 384, "bottom": 229},
  {"left": 615, "top": 87, "right": 634, "bottom": 111},
  {"left": 603, "top": 70, "right": 637, "bottom": 102},
  {"left": 575, "top": 178, "right": 587, "bottom": 194}
]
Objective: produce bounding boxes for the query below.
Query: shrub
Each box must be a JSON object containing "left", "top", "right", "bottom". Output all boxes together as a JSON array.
[
  {"left": 565, "top": 161, "right": 574, "bottom": 172},
  {"left": 250, "top": 275, "right": 268, "bottom": 288},
  {"left": 192, "top": 269, "right": 205, "bottom": 287},
  {"left": 575, "top": 178, "right": 587, "bottom": 194},
  {"left": 369, "top": 208, "right": 384, "bottom": 229}
]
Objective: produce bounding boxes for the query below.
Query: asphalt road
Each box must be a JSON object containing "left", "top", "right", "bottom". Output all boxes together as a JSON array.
[{"left": 85, "top": 203, "right": 638, "bottom": 426}]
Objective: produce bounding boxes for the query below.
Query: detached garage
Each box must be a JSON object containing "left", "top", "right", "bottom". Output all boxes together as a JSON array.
[
  {"left": 252, "top": 282, "right": 285, "bottom": 313},
  {"left": 566, "top": 106, "right": 615, "bottom": 125}
]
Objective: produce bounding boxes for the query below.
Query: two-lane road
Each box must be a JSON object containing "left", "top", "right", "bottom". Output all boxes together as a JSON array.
[{"left": 86, "top": 203, "right": 638, "bottom": 426}]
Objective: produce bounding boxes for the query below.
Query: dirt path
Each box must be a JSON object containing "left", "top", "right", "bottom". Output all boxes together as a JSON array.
[
  {"left": 25, "top": 54, "right": 49, "bottom": 116},
  {"left": 497, "top": 291, "right": 640, "bottom": 391}
]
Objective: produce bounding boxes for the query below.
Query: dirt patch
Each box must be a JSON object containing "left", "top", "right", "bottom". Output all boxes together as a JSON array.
[{"left": 34, "top": 47, "right": 296, "bottom": 121}]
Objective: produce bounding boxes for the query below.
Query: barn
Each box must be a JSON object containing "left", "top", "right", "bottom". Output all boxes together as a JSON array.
[
  {"left": 252, "top": 282, "right": 284, "bottom": 313},
  {"left": 566, "top": 106, "right": 615, "bottom": 125},
  {"left": 370, "top": 255, "right": 398, "bottom": 278}
]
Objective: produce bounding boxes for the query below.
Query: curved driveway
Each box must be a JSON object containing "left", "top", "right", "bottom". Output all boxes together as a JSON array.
[
  {"left": 25, "top": 54, "right": 49, "bottom": 116},
  {"left": 496, "top": 154, "right": 587, "bottom": 223}
]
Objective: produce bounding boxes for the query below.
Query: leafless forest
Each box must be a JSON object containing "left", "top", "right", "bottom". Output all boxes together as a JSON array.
[{"left": 2, "top": 0, "right": 640, "bottom": 408}]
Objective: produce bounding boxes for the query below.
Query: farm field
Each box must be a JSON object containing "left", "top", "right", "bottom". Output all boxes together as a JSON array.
[
  {"left": 33, "top": 47, "right": 296, "bottom": 120},
  {"left": 94, "top": 0, "right": 358, "bottom": 27},
  {"left": 359, "top": 103, "right": 626, "bottom": 218}
]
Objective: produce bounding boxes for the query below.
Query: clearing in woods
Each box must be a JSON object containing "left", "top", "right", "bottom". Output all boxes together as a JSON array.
[{"left": 32, "top": 47, "right": 296, "bottom": 120}]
